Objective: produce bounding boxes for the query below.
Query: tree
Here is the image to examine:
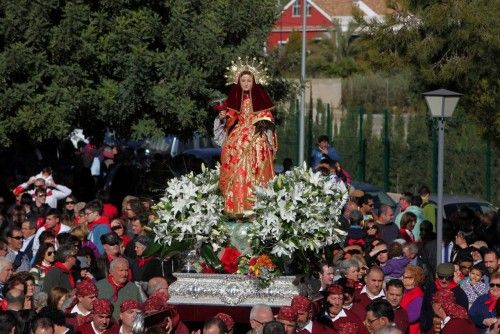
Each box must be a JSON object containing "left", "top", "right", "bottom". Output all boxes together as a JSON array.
[
  {"left": 353, "top": 0, "right": 500, "bottom": 146},
  {"left": 0, "top": 0, "right": 281, "bottom": 146}
]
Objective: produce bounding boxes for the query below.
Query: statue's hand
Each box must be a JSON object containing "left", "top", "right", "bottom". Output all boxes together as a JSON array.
[{"left": 254, "top": 120, "right": 275, "bottom": 134}]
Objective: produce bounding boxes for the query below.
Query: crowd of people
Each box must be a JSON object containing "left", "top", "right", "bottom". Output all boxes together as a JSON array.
[{"left": 0, "top": 132, "right": 497, "bottom": 334}]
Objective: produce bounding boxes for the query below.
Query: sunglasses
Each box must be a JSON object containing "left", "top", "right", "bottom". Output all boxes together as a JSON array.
[
  {"left": 66, "top": 201, "right": 75, "bottom": 205},
  {"left": 111, "top": 225, "right": 123, "bottom": 231},
  {"left": 10, "top": 236, "right": 23, "bottom": 240},
  {"left": 37, "top": 194, "right": 47, "bottom": 198},
  {"left": 377, "top": 249, "right": 388, "bottom": 254},
  {"left": 367, "top": 226, "right": 377, "bottom": 230},
  {"left": 438, "top": 275, "right": 453, "bottom": 281},
  {"left": 490, "top": 283, "right": 500, "bottom": 288},
  {"left": 346, "top": 249, "right": 362, "bottom": 255},
  {"left": 46, "top": 251, "right": 54, "bottom": 256}
]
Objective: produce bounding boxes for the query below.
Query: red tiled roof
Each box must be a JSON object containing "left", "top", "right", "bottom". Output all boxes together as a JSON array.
[{"left": 312, "top": 0, "right": 393, "bottom": 16}]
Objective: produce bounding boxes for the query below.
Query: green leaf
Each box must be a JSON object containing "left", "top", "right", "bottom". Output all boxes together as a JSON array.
[{"left": 200, "top": 243, "right": 222, "bottom": 271}]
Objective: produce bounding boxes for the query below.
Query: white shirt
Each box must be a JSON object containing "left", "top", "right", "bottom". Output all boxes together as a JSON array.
[
  {"left": 71, "top": 304, "right": 90, "bottom": 316},
  {"left": 326, "top": 309, "right": 348, "bottom": 323},
  {"left": 361, "top": 285, "right": 385, "bottom": 300},
  {"left": 31, "top": 223, "right": 71, "bottom": 259}
]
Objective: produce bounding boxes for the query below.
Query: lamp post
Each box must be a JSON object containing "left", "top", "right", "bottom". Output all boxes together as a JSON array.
[{"left": 422, "top": 89, "right": 461, "bottom": 266}]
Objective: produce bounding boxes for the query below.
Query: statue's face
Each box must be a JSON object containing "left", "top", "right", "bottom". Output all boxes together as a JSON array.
[{"left": 239, "top": 74, "right": 253, "bottom": 92}]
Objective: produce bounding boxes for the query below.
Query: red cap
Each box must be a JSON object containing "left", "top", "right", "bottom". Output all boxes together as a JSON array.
[
  {"left": 277, "top": 306, "right": 298, "bottom": 322},
  {"left": 291, "top": 295, "right": 312, "bottom": 313}
]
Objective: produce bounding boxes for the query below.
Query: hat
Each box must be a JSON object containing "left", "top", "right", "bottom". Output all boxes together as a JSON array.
[
  {"left": 120, "top": 300, "right": 141, "bottom": 313},
  {"left": 143, "top": 290, "right": 169, "bottom": 314},
  {"left": 76, "top": 279, "right": 97, "bottom": 297},
  {"left": 135, "top": 235, "right": 151, "bottom": 248},
  {"left": 77, "top": 256, "right": 91, "bottom": 269},
  {"left": 100, "top": 232, "right": 120, "bottom": 246},
  {"left": 276, "top": 306, "right": 298, "bottom": 322},
  {"left": 291, "top": 295, "right": 312, "bottom": 313},
  {"left": 93, "top": 299, "right": 113, "bottom": 315},
  {"left": 215, "top": 313, "right": 234, "bottom": 330},
  {"left": 326, "top": 284, "right": 344, "bottom": 296},
  {"left": 436, "top": 263, "right": 454, "bottom": 276},
  {"left": 369, "top": 244, "right": 388, "bottom": 258}
]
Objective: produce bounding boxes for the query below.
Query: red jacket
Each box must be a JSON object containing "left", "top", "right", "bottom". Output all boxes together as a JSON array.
[
  {"left": 76, "top": 322, "right": 119, "bottom": 334},
  {"left": 296, "top": 320, "right": 337, "bottom": 334}
]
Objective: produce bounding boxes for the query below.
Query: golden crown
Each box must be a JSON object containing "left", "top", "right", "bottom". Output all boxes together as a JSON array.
[{"left": 225, "top": 57, "right": 269, "bottom": 86}]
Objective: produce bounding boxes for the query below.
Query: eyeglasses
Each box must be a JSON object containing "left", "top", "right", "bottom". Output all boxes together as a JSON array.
[
  {"left": 37, "top": 194, "right": 47, "bottom": 198},
  {"left": 367, "top": 226, "right": 377, "bottom": 230},
  {"left": 66, "top": 201, "right": 75, "bottom": 205},
  {"left": 46, "top": 251, "right": 54, "bottom": 256},
  {"left": 346, "top": 249, "right": 362, "bottom": 255},
  {"left": 366, "top": 317, "right": 380, "bottom": 325},
  {"left": 403, "top": 275, "right": 414, "bottom": 280},
  {"left": 111, "top": 226, "right": 123, "bottom": 231},
  {"left": 490, "top": 283, "right": 500, "bottom": 288},
  {"left": 438, "top": 275, "right": 453, "bottom": 281},
  {"left": 84, "top": 211, "right": 94, "bottom": 216},
  {"left": 9, "top": 236, "right": 23, "bottom": 240}
]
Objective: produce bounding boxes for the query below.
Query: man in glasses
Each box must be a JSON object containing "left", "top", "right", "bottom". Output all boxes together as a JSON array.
[
  {"left": 5, "top": 226, "right": 30, "bottom": 272},
  {"left": 13, "top": 170, "right": 72, "bottom": 209},
  {"left": 358, "top": 194, "right": 375, "bottom": 221},
  {"left": 248, "top": 304, "right": 274, "bottom": 334},
  {"left": 364, "top": 299, "right": 395, "bottom": 333},
  {"left": 469, "top": 271, "right": 500, "bottom": 334},
  {"left": 420, "top": 262, "right": 469, "bottom": 332}
]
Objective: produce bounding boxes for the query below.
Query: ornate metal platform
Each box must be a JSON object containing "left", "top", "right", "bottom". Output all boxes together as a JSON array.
[{"left": 168, "top": 273, "right": 304, "bottom": 306}]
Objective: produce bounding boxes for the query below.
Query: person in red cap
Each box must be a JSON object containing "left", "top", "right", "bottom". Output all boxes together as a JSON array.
[
  {"left": 276, "top": 306, "right": 298, "bottom": 334},
  {"left": 119, "top": 300, "right": 141, "bottom": 334},
  {"left": 215, "top": 313, "right": 234, "bottom": 334},
  {"left": 142, "top": 290, "right": 189, "bottom": 334},
  {"left": 66, "top": 279, "right": 98, "bottom": 328},
  {"left": 316, "top": 284, "right": 369, "bottom": 334},
  {"left": 291, "top": 295, "right": 335, "bottom": 334},
  {"left": 77, "top": 299, "right": 119, "bottom": 334}
]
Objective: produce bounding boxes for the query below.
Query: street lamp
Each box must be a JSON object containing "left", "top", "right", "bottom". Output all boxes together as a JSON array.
[{"left": 422, "top": 88, "right": 461, "bottom": 266}]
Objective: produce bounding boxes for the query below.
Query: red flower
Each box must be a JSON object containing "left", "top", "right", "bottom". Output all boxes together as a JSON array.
[
  {"left": 200, "top": 262, "right": 217, "bottom": 274},
  {"left": 220, "top": 247, "right": 241, "bottom": 274}
]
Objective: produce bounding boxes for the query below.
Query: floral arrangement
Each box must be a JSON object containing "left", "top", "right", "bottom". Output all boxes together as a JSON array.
[
  {"left": 248, "top": 162, "right": 348, "bottom": 259},
  {"left": 151, "top": 163, "right": 347, "bottom": 281},
  {"left": 151, "top": 165, "right": 230, "bottom": 265},
  {"left": 238, "top": 254, "right": 280, "bottom": 288}
]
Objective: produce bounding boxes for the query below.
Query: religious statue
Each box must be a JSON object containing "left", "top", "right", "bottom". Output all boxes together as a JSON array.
[{"left": 219, "top": 58, "right": 278, "bottom": 217}]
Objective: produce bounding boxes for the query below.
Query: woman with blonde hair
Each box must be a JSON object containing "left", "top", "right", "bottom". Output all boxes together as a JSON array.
[
  {"left": 71, "top": 224, "right": 99, "bottom": 257},
  {"left": 401, "top": 265, "right": 425, "bottom": 334}
]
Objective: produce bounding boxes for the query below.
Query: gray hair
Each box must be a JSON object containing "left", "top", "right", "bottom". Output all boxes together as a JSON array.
[
  {"left": 6, "top": 289, "right": 25, "bottom": 306},
  {"left": 337, "top": 259, "right": 359, "bottom": 276},
  {"left": 403, "top": 242, "right": 419, "bottom": 255},
  {"left": 0, "top": 257, "right": 13, "bottom": 273},
  {"left": 146, "top": 277, "right": 168, "bottom": 296},
  {"left": 55, "top": 246, "right": 77, "bottom": 263},
  {"left": 375, "top": 326, "right": 403, "bottom": 334},
  {"left": 250, "top": 304, "right": 272, "bottom": 320},
  {"left": 33, "top": 292, "right": 48, "bottom": 310},
  {"left": 109, "top": 257, "right": 129, "bottom": 271}
]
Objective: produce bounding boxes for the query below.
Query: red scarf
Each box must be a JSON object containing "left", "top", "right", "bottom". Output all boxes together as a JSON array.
[
  {"left": 37, "top": 262, "right": 53, "bottom": 274},
  {"left": 46, "top": 223, "right": 61, "bottom": 235},
  {"left": 485, "top": 292, "right": 498, "bottom": 312},
  {"left": 54, "top": 261, "right": 75, "bottom": 288},
  {"left": 138, "top": 256, "right": 153, "bottom": 267},
  {"left": 107, "top": 275, "right": 125, "bottom": 302},
  {"left": 434, "top": 279, "right": 458, "bottom": 291}
]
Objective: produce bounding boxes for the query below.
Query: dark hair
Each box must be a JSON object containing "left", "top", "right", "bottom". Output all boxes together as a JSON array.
[
  {"left": 38, "top": 230, "right": 56, "bottom": 244},
  {"left": 388, "top": 242, "right": 403, "bottom": 259},
  {"left": 349, "top": 210, "right": 363, "bottom": 226},
  {"left": 0, "top": 311, "right": 18, "bottom": 334},
  {"left": 32, "top": 317, "right": 54, "bottom": 333},
  {"left": 6, "top": 225, "right": 22, "bottom": 238},
  {"left": 418, "top": 185, "right": 431, "bottom": 196},
  {"left": 46, "top": 289, "right": 68, "bottom": 312},
  {"left": 386, "top": 279, "right": 404, "bottom": 292},
  {"left": 38, "top": 306, "right": 66, "bottom": 326},
  {"left": 203, "top": 318, "right": 227, "bottom": 334},
  {"left": 318, "top": 135, "right": 329, "bottom": 143},
  {"left": 96, "top": 190, "right": 111, "bottom": 203},
  {"left": 127, "top": 198, "right": 146, "bottom": 216},
  {"left": 12, "top": 272, "right": 35, "bottom": 285},
  {"left": 410, "top": 195, "right": 422, "bottom": 207},
  {"left": 84, "top": 200, "right": 103, "bottom": 215},
  {"left": 366, "top": 299, "right": 394, "bottom": 322},
  {"left": 484, "top": 248, "right": 499, "bottom": 259},
  {"left": 45, "top": 208, "right": 60, "bottom": 219},
  {"left": 56, "top": 233, "right": 80, "bottom": 248},
  {"left": 3, "top": 276, "right": 26, "bottom": 296},
  {"left": 470, "top": 263, "right": 485, "bottom": 276},
  {"left": 5, "top": 288, "right": 25, "bottom": 305},
  {"left": 20, "top": 193, "right": 33, "bottom": 206},
  {"left": 358, "top": 194, "right": 374, "bottom": 207},
  {"left": 263, "top": 321, "right": 285, "bottom": 334},
  {"left": 400, "top": 192, "right": 413, "bottom": 203},
  {"left": 55, "top": 245, "right": 77, "bottom": 263},
  {"left": 456, "top": 254, "right": 474, "bottom": 264},
  {"left": 34, "top": 242, "right": 56, "bottom": 266},
  {"left": 400, "top": 212, "right": 417, "bottom": 229}
]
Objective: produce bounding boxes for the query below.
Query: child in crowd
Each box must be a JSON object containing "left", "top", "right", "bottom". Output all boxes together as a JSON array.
[
  {"left": 460, "top": 264, "right": 489, "bottom": 309},
  {"left": 382, "top": 242, "right": 410, "bottom": 280}
]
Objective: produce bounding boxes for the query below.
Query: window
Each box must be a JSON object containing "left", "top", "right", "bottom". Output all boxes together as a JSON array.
[{"left": 292, "top": 0, "right": 311, "bottom": 17}]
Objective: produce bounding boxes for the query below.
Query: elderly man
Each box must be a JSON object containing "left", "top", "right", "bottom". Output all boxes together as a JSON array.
[
  {"left": 276, "top": 306, "right": 297, "bottom": 334},
  {"left": 291, "top": 295, "right": 335, "bottom": 334},
  {"left": 96, "top": 257, "right": 141, "bottom": 320},
  {"left": 469, "top": 271, "right": 500, "bottom": 334},
  {"left": 66, "top": 280, "right": 98, "bottom": 327},
  {"left": 376, "top": 205, "right": 399, "bottom": 245},
  {"left": 43, "top": 246, "right": 78, "bottom": 293},
  {"left": 146, "top": 276, "right": 169, "bottom": 297},
  {"left": 352, "top": 266, "right": 386, "bottom": 321},
  {"left": 364, "top": 300, "right": 395, "bottom": 333},
  {"left": 119, "top": 300, "right": 141, "bottom": 334},
  {"left": 249, "top": 304, "right": 274, "bottom": 334},
  {"left": 317, "top": 285, "right": 367, "bottom": 334},
  {"left": 77, "top": 299, "right": 119, "bottom": 334},
  {"left": 0, "top": 257, "right": 14, "bottom": 298}
]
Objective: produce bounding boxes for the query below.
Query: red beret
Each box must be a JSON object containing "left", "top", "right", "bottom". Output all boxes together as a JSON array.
[
  {"left": 120, "top": 300, "right": 141, "bottom": 313},
  {"left": 326, "top": 284, "right": 344, "bottom": 296},
  {"left": 143, "top": 290, "right": 169, "bottom": 314},
  {"left": 291, "top": 295, "right": 312, "bottom": 313},
  {"left": 277, "top": 306, "right": 298, "bottom": 322},
  {"left": 215, "top": 313, "right": 234, "bottom": 330},
  {"left": 76, "top": 279, "right": 98, "bottom": 297},
  {"left": 93, "top": 299, "right": 113, "bottom": 315}
]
